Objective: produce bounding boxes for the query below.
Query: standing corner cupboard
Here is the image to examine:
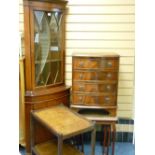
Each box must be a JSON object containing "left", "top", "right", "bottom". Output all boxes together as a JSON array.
[{"left": 23, "top": 0, "right": 70, "bottom": 153}]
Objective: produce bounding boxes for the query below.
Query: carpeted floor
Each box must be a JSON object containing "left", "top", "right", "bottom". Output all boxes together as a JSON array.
[
  {"left": 84, "top": 142, "right": 135, "bottom": 155},
  {"left": 19, "top": 142, "right": 135, "bottom": 155}
]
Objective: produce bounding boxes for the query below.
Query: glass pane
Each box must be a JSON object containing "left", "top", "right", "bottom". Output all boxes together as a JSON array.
[{"left": 34, "top": 10, "right": 63, "bottom": 87}]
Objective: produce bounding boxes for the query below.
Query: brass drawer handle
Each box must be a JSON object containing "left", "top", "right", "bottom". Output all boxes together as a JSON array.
[
  {"left": 107, "top": 61, "right": 112, "bottom": 67},
  {"left": 79, "top": 85, "right": 84, "bottom": 91},
  {"left": 107, "top": 73, "right": 112, "bottom": 78},
  {"left": 106, "top": 85, "right": 111, "bottom": 90},
  {"left": 79, "top": 61, "right": 84, "bottom": 67},
  {"left": 105, "top": 97, "right": 110, "bottom": 103},
  {"left": 79, "top": 73, "right": 84, "bottom": 79},
  {"left": 78, "top": 96, "right": 83, "bottom": 101}
]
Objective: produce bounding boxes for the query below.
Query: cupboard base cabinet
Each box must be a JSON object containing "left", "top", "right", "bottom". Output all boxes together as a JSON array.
[
  {"left": 71, "top": 53, "right": 119, "bottom": 117},
  {"left": 25, "top": 86, "right": 70, "bottom": 153}
]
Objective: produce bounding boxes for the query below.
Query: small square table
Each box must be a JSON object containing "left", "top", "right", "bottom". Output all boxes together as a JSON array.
[
  {"left": 30, "top": 105, "right": 96, "bottom": 155},
  {"left": 79, "top": 110, "right": 117, "bottom": 155}
]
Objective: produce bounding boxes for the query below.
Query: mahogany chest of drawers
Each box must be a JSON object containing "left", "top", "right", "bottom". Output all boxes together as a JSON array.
[{"left": 71, "top": 53, "right": 119, "bottom": 116}]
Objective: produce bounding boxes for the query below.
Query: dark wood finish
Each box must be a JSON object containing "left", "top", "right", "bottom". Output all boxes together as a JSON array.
[
  {"left": 73, "top": 82, "right": 117, "bottom": 93},
  {"left": 85, "top": 115, "right": 117, "bottom": 155},
  {"left": 73, "top": 70, "right": 118, "bottom": 81},
  {"left": 71, "top": 53, "right": 119, "bottom": 116},
  {"left": 71, "top": 53, "right": 119, "bottom": 155},
  {"left": 23, "top": 0, "right": 70, "bottom": 154},
  {"left": 72, "top": 93, "right": 116, "bottom": 106},
  {"left": 73, "top": 57, "right": 119, "bottom": 70}
]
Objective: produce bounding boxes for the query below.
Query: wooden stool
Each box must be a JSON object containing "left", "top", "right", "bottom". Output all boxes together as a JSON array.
[
  {"left": 30, "top": 105, "right": 96, "bottom": 155},
  {"left": 79, "top": 111, "right": 117, "bottom": 155}
]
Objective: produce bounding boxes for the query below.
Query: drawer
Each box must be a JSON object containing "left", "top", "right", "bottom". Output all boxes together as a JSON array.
[
  {"left": 72, "top": 94, "right": 116, "bottom": 106},
  {"left": 100, "top": 58, "right": 119, "bottom": 70},
  {"left": 73, "top": 71, "right": 118, "bottom": 81},
  {"left": 73, "top": 57, "right": 119, "bottom": 70},
  {"left": 73, "top": 82, "right": 117, "bottom": 93},
  {"left": 73, "top": 57, "right": 99, "bottom": 69}
]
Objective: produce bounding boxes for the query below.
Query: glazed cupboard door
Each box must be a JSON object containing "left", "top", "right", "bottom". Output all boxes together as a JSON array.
[{"left": 30, "top": 5, "right": 65, "bottom": 88}]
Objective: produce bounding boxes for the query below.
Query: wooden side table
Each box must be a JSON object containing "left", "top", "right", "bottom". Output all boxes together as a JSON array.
[
  {"left": 98, "top": 120, "right": 117, "bottom": 155},
  {"left": 79, "top": 110, "right": 117, "bottom": 155},
  {"left": 30, "top": 105, "right": 96, "bottom": 155}
]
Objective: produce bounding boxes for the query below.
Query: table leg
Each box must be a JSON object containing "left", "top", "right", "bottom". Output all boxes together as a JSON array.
[
  {"left": 58, "top": 136, "right": 63, "bottom": 155},
  {"left": 103, "top": 125, "right": 107, "bottom": 155},
  {"left": 91, "top": 128, "right": 96, "bottom": 155},
  {"left": 107, "top": 125, "right": 111, "bottom": 155},
  {"left": 112, "top": 123, "right": 116, "bottom": 155},
  {"left": 80, "top": 134, "right": 84, "bottom": 152},
  {"left": 103, "top": 124, "right": 112, "bottom": 155}
]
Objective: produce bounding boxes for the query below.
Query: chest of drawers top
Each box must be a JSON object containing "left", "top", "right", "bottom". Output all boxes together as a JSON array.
[{"left": 72, "top": 52, "right": 119, "bottom": 57}]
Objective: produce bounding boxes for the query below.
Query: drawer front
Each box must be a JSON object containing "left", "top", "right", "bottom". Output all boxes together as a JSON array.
[
  {"left": 73, "top": 82, "right": 117, "bottom": 93},
  {"left": 73, "top": 57, "right": 119, "bottom": 70},
  {"left": 100, "top": 58, "right": 119, "bottom": 70},
  {"left": 73, "top": 71, "right": 118, "bottom": 81},
  {"left": 72, "top": 94, "right": 116, "bottom": 106},
  {"left": 73, "top": 57, "right": 99, "bottom": 69}
]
